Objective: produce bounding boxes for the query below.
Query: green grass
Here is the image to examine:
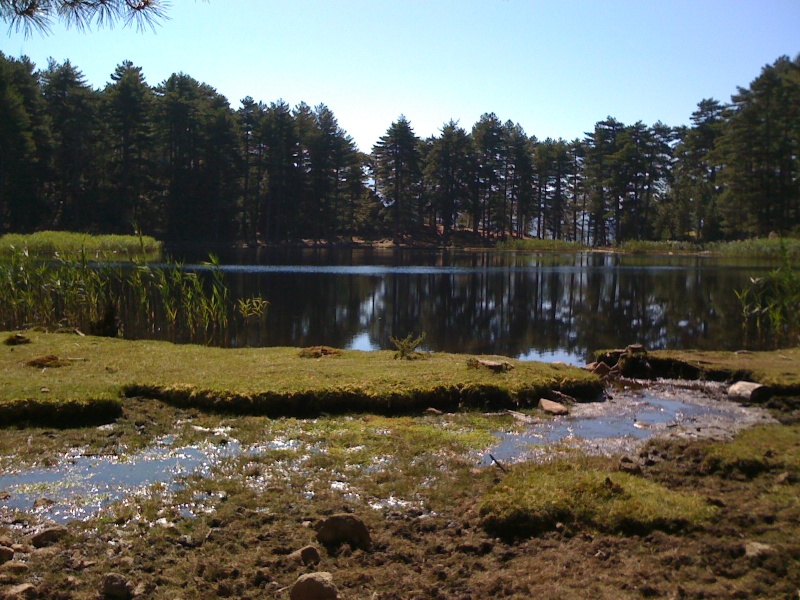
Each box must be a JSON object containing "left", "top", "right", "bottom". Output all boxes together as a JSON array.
[
  {"left": 617, "top": 240, "right": 702, "bottom": 254},
  {"left": 495, "top": 238, "right": 587, "bottom": 252},
  {"left": 701, "top": 424, "right": 800, "bottom": 478},
  {"left": 479, "top": 458, "right": 717, "bottom": 539},
  {"left": 0, "top": 231, "right": 162, "bottom": 261},
  {"left": 0, "top": 331, "right": 602, "bottom": 424},
  {"left": 709, "top": 237, "right": 800, "bottom": 260}
]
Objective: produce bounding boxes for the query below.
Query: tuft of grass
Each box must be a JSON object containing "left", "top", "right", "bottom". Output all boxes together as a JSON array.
[
  {"left": 0, "top": 231, "right": 162, "bottom": 261},
  {"left": 702, "top": 424, "right": 800, "bottom": 478},
  {"left": 479, "top": 459, "right": 717, "bottom": 539},
  {"left": 0, "top": 331, "right": 602, "bottom": 424}
]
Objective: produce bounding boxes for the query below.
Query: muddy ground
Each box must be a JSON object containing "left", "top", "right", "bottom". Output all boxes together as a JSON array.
[{"left": 0, "top": 386, "right": 799, "bottom": 599}]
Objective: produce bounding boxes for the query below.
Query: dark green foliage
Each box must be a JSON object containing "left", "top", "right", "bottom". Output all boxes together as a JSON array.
[{"left": 0, "top": 52, "right": 798, "bottom": 247}]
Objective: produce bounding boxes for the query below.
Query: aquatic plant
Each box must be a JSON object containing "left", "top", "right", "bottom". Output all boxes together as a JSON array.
[
  {"left": 735, "top": 241, "right": 800, "bottom": 348},
  {"left": 0, "top": 250, "right": 265, "bottom": 347}
]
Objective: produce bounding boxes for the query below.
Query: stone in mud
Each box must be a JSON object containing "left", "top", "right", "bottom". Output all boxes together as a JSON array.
[
  {"left": 538, "top": 398, "right": 569, "bottom": 416},
  {"left": 0, "top": 583, "right": 37, "bottom": 599},
  {"left": 289, "top": 572, "right": 338, "bottom": 600},
  {"left": 745, "top": 541, "right": 776, "bottom": 559},
  {"left": 30, "top": 526, "right": 67, "bottom": 548},
  {"left": 0, "top": 547, "right": 13, "bottom": 565},
  {"left": 316, "top": 514, "right": 372, "bottom": 551},
  {"left": 548, "top": 390, "right": 577, "bottom": 405},
  {"left": 589, "top": 361, "right": 612, "bottom": 378},
  {"left": 101, "top": 572, "right": 131, "bottom": 600},
  {"left": 289, "top": 545, "right": 321, "bottom": 566},
  {"left": 727, "top": 381, "right": 771, "bottom": 403}
]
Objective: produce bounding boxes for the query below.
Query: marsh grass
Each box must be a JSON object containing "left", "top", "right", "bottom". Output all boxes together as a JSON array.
[
  {"left": 479, "top": 457, "right": 717, "bottom": 539},
  {"left": 617, "top": 240, "right": 702, "bottom": 254},
  {"left": 735, "top": 243, "right": 800, "bottom": 348},
  {"left": 0, "top": 231, "right": 162, "bottom": 261},
  {"left": 495, "top": 238, "right": 587, "bottom": 252},
  {"left": 0, "top": 250, "right": 265, "bottom": 346}
]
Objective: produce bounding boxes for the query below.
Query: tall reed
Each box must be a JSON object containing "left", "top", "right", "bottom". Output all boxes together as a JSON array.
[
  {"left": 0, "top": 250, "right": 264, "bottom": 347},
  {"left": 735, "top": 241, "right": 800, "bottom": 348}
]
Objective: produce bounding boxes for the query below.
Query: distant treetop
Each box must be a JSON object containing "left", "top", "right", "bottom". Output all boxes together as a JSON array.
[{"left": 0, "top": 0, "right": 169, "bottom": 35}]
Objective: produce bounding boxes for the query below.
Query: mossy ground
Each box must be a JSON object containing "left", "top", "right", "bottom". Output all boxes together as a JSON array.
[
  {"left": 1, "top": 339, "right": 799, "bottom": 598},
  {"left": 0, "top": 331, "right": 601, "bottom": 425}
]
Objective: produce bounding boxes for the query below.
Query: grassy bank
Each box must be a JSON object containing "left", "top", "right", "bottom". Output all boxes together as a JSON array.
[
  {"left": 617, "top": 237, "right": 800, "bottom": 259},
  {"left": 647, "top": 348, "right": 800, "bottom": 392},
  {"left": 0, "top": 231, "right": 162, "bottom": 261},
  {"left": 1, "top": 331, "right": 602, "bottom": 425}
]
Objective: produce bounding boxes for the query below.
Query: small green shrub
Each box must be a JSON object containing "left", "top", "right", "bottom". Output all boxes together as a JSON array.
[{"left": 390, "top": 332, "right": 428, "bottom": 360}]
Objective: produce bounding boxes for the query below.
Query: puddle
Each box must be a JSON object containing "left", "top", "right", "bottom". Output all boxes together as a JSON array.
[
  {"left": 0, "top": 436, "right": 241, "bottom": 523},
  {"left": 0, "top": 380, "right": 778, "bottom": 525},
  {"left": 483, "top": 380, "right": 777, "bottom": 464}
]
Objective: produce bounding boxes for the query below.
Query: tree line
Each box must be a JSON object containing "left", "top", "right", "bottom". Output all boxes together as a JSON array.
[{"left": 1, "top": 52, "right": 798, "bottom": 246}]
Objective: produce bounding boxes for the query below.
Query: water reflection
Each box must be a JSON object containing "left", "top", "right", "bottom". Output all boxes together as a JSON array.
[{"left": 165, "top": 249, "right": 773, "bottom": 364}]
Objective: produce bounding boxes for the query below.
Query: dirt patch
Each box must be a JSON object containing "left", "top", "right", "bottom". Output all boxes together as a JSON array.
[
  {"left": 24, "top": 355, "right": 71, "bottom": 369},
  {"left": 298, "top": 346, "right": 343, "bottom": 359},
  {"left": 3, "top": 334, "right": 30, "bottom": 346}
]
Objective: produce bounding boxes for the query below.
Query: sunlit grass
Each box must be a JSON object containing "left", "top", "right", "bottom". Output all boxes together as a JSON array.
[
  {"left": 0, "top": 231, "right": 161, "bottom": 261},
  {"left": 0, "top": 331, "right": 601, "bottom": 425},
  {"left": 479, "top": 458, "right": 717, "bottom": 538}
]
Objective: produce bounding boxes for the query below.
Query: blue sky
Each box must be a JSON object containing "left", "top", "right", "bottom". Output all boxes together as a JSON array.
[{"left": 2, "top": 0, "right": 799, "bottom": 152}]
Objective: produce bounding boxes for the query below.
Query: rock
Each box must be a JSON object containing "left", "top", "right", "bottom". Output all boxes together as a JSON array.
[
  {"left": 289, "top": 572, "right": 338, "bottom": 600},
  {"left": 0, "top": 561, "right": 28, "bottom": 575},
  {"left": 102, "top": 572, "right": 131, "bottom": 600},
  {"left": 745, "top": 541, "right": 776, "bottom": 559},
  {"left": 29, "top": 526, "right": 67, "bottom": 548},
  {"left": 1, "top": 583, "right": 37, "bottom": 599},
  {"left": 289, "top": 545, "right": 321, "bottom": 566},
  {"left": 316, "top": 514, "right": 372, "bottom": 550},
  {"left": 538, "top": 398, "right": 569, "bottom": 416},
  {"left": 466, "top": 358, "right": 513, "bottom": 373},
  {"left": 424, "top": 407, "right": 443, "bottom": 415},
  {"left": 590, "top": 361, "right": 612, "bottom": 377},
  {"left": 0, "top": 547, "right": 13, "bottom": 565},
  {"left": 548, "top": 390, "right": 577, "bottom": 405},
  {"left": 727, "top": 381, "right": 771, "bottom": 403}
]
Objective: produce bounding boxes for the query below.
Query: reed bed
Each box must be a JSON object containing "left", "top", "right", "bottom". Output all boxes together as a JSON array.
[
  {"left": 0, "top": 251, "right": 265, "bottom": 346},
  {"left": 0, "top": 231, "right": 162, "bottom": 261}
]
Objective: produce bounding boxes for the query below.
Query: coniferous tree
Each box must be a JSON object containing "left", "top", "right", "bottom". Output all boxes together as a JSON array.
[
  {"left": 41, "top": 59, "right": 100, "bottom": 230},
  {"left": 424, "top": 120, "right": 474, "bottom": 242},
  {"left": 101, "top": 60, "right": 158, "bottom": 232},
  {"left": 372, "top": 116, "right": 421, "bottom": 244},
  {"left": 0, "top": 53, "right": 50, "bottom": 231},
  {"left": 716, "top": 55, "right": 800, "bottom": 237}
]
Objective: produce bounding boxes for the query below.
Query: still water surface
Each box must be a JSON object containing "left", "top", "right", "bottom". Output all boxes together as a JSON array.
[{"left": 160, "top": 248, "right": 775, "bottom": 365}]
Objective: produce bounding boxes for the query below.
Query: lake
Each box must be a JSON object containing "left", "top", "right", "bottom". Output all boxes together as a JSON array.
[{"left": 161, "top": 247, "right": 776, "bottom": 366}]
